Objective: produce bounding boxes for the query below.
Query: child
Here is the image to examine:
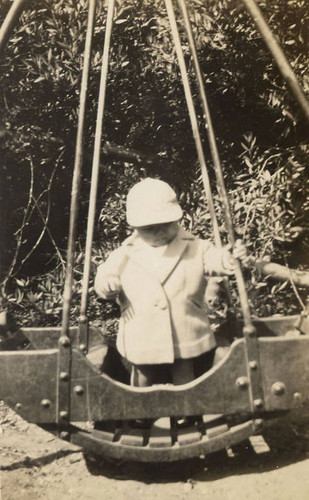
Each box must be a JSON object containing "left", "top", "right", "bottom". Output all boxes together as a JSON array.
[{"left": 95, "top": 178, "right": 247, "bottom": 388}]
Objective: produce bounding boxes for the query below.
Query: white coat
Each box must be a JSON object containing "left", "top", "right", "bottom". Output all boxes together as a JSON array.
[{"left": 95, "top": 227, "right": 233, "bottom": 365}]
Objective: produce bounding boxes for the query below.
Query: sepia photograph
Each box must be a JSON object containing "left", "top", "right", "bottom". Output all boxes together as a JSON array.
[{"left": 0, "top": 0, "right": 308, "bottom": 498}]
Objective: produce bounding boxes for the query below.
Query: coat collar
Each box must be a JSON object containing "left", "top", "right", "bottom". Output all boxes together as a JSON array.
[{"left": 122, "top": 227, "right": 195, "bottom": 284}]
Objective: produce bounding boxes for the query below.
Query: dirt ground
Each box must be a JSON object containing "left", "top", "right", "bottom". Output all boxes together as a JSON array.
[{"left": 1, "top": 401, "right": 309, "bottom": 500}]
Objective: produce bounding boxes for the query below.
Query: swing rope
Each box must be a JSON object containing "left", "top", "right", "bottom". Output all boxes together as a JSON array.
[{"left": 60, "top": 0, "right": 97, "bottom": 338}]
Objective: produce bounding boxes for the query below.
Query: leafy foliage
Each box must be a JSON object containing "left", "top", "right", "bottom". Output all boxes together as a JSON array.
[{"left": 0, "top": 0, "right": 308, "bottom": 327}]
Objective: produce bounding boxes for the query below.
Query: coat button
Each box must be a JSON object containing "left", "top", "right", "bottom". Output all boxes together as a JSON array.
[{"left": 160, "top": 303, "right": 167, "bottom": 310}]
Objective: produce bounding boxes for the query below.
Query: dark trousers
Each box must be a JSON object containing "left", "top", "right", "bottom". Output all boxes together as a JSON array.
[{"left": 131, "top": 348, "right": 216, "bottom": 387}]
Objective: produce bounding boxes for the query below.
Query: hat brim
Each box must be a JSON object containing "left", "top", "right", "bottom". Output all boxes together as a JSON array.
[{"left": 127, "top": 205, "right": 183, "bottom": 227}]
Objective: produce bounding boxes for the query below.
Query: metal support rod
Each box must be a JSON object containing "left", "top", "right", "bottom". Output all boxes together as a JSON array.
[
  {"left": 168, "top": 0, "right": 253, "bottom": 328},
  {"left": 177, "top": 0, "right": 234, "bottom": 308},
  {"left": 0, "top": 0, "right": 28, "bottom": 53},
  {"left": 168, "top": 0, "right": 263, "bottom": 410},
  {"left": 79, "top": 0, "right": 116, "bottom": 318},
  {"left": 57, "top": 0, "right": 97, "bottom": 432},
  {"left": 61, "top": 0, "right": 97, "bottom": 337},
  {"left": 241, "top": 0, "right": 309, "bottom": 122},
  {"left": 164, "top": 0, "right": 222, "bottom": 248}
]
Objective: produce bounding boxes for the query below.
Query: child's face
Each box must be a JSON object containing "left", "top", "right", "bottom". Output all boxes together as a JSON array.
[{"left": 136, "top": 222, "right": 179, "bottom": 247}]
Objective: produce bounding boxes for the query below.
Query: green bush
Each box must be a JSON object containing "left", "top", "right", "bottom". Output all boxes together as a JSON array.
[{"left": 0, "top": 0, "right": 308, "bottom": 327}]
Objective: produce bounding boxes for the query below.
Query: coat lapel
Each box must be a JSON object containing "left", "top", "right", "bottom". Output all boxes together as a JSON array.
[
  {"left": 157, "top": 230, "right": 190, "bottom": 284},
  {"left": 122, "top": 227, "right": 195, "bottom": 284},
  {"left": 122, "top": 233, "right": 158, "bottom": 279}
]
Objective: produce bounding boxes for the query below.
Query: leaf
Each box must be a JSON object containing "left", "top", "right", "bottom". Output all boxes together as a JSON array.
[
  {"left": 263, "top": 170, "right": 271, "bottom": 181},
  {"left": 34, "top": 76, "right": 45, "bottom": 83},
  {"left": 244, "top": 157, "right": 253, "bottom": 169},
  {"left": 15, "top": 289, "right": 24, "bottom": 304},
  {"left": 277, "top": 281, "right": 288, "bottom": 292}
]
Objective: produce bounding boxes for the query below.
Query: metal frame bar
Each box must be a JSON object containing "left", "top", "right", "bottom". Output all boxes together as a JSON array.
[
  {"left": 79, "top": 0, "right": 116, "bottom": 321},
  {"left": 166, "top": 0, "right": 264, "bottom": 412},
  {"left": 241, "top": 0, "right": 309, "bottom": 122},
  {"left": 1, "top": 0, "right": 307, "bottom": 429},
  {"left": 57, "top": 0, "right": 97, "bottom": 432},
  {"left": 61, "top": 0, "right": 97, "bottom": 338},
  {"left": 164, "top": 0, "right": 222, "bottom": 248},
  {"left": 176, "top": 0, "right": 235, "bottom": 309},
  {"left": 0, "top": 0, "right": 28, "bottom": 53}
]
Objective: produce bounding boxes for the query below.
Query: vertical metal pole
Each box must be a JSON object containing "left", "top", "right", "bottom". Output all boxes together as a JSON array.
[
  {"left": 79, "top": 0, "right": 116, "bottom": 323},
  {"left": 177, "top": 0, "right": 234, "bottom": 309},
  {"left": 61, "top": 0, "right": 97, "bottom": 338},
  {"left": 241, "top": 0, "right": 309, "bottom": 122},
  {"left": 164, "top": 0, "right": 222, "bottom": 248},
  {"left": 0, "top": 0, "right": 28, "bottom": 53},
  {"left": 166, "top": 0, "right": 263, "bottom": 412},
  {"left": 172, "top": 0, "right": 253, "bottom": 323},
  {"left": 57, "top": 0, "right": 97, "bottom": 433}
]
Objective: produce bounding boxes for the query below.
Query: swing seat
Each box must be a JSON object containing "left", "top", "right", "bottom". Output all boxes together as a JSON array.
[
  {"left": 1, "top": 314, "right": 308, "bottom": 461},
  {"left": 1, "top": 0, "right": 308, "bottom": 464}
]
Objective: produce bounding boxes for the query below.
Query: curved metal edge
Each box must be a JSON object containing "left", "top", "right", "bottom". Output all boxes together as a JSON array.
[
  {"left": 0, "top": 0, "right": 28, "bottom": 54},
  {"left": 68, "top": 420, "right": 257, "bottom": 462},
  {"left": 70, "top": 338, "right": 251, "bottom": 421}
]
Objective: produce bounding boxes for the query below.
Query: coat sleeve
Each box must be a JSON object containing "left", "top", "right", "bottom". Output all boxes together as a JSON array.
[
  {"left": 202, "top": 240, "right": 235, "bottom": 276},
  {"left": 94, "top": 247, "right": 128, "bottom": 299}
]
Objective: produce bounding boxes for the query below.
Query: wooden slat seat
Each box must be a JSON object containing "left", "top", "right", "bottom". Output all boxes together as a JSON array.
[
  {"left": 149, "top": 417, "right": 173, "bottom": 448},
  {"left": 249, "top": 435, "right": 270, "bottom": 454},
  {"left": 93, "top": 420, "right": 120, "bottom": 442},
  {"left": 70, "top": 418, "right": 256, "bottom": 461},
  {"left": 119, "top": 421, "right": 147, "bottom": 447},
  {"left": 177, "top": 424, "right": 202, "bottom": 446},
  {"left": 206, "top": 423, "right": 229, "bottom": 439}
]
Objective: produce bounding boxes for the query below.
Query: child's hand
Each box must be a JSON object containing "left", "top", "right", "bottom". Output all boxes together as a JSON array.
[
  {"left": 96, "top": 275, "right": 122, "bottom": 300},
  {"left": 224, "top": 240, "right": 248, "bottom": 272},
  {"left": 232, "top": 240, "right": 249, "bottom": 265}
]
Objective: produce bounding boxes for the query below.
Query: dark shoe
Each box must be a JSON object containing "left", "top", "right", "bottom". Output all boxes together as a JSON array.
[{"left": 129, "top": 419, "right": 153, "bottom": 429}]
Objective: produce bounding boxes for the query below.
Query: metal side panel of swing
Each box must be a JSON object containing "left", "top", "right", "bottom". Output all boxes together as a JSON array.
[
  {"left": 0, "top": 349, "right": 58, "bottom": 423},
  {"left": 259, "top": 336, "right": 309, "bottom": 411}
]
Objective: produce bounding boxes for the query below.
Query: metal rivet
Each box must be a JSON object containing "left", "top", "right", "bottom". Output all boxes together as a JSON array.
[
  {"left": 59, "top": 336, "right": 70, "bottom": 347},
  {"left": 40, "top": 399, "right": 51, "bottom": 409},
  {"left": 254, "top": 399, "right": 263, "bottom": 409},
  {"left": 236, "top": 377, "right": 249, "bottom": 389},
  {"left": 249, "top": 360, "right": 258, "bottom": 370},
  {"left": 15, "top": 403, "right": 22, "bottom": 410},
  {"left": 60, "top": 371, "right": 69, "bottom": 381},
  {"left": 74, "top": 385, "right": 84, "bottom": 396},
  {"left": 271, "top": 382, "right": 286, "bottom": 396},
  {"left": 254, "top": 418, "right": 264, "bottom": 429},
  {"left": 60, "top": 410, "right": 69, "bottom": 420},
  {"left": 60, "top": 431, "right": 69, "bottom": 440},
  {"left": 243, "top": 325, "right": 256, "bottom": 337},
  {"left": 293, "top": 392, "right": 302, "bottom": 401},
  {"left": 79, "top": 343, "right": 87, "bottom": 353}
]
